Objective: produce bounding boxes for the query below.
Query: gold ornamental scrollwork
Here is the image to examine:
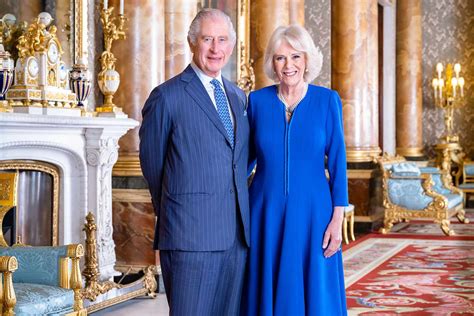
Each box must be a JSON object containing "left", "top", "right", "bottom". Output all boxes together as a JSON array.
[
  {"left": 17, "top": 18, "right": 62, "bottom": 59},
  {"left": 82, "top": 212, "right": 158, "bottom": 311},
  {"left": 236, "top": 0, "right": 254, "bottom": 93},
  {"left": 0, "top": 181, "right": 12, "bottom": 201},
  {"left": 82, "top": 212, "right": 119, "bottom": 302}
]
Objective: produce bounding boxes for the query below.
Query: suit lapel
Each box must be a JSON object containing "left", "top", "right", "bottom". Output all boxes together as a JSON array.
[{"left": 183, "top": 66, "right": 232, "bottom": 146}]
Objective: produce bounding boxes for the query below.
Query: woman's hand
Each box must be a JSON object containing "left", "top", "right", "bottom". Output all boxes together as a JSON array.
[{"left": 322, "top": 206, "right": 345, "bottom": 258}]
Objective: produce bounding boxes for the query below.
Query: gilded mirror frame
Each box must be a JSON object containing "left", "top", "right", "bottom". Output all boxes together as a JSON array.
[
  {"left": 236, "top": 0, "right": 254, "bottom": 93},
  {"left": 72, "top": 0, "right": 88, "bottom": 66},
  {"left": 0, "top": 160, "right": 59, "bottom": 246}
]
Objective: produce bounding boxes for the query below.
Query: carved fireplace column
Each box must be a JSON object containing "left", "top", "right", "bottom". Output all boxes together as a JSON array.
[
  {"left": 111, "top": 0, "right": 165, "bottom": 176},
  {"left": 331, "top": 0, "right": 381, "bottom": 162},
  {"left": 396, "top": 0, "right": 424, "bottom": 157},
  {"left": 85, "top": 125, "right": 138, "bottom": 281},
  {"left": 165, "top": 0, "right": 198, "bottom": 79}
]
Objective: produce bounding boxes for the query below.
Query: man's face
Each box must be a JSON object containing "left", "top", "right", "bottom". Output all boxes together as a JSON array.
[{"left": 189, "top": 17, "right": 234, "bottom": 78}]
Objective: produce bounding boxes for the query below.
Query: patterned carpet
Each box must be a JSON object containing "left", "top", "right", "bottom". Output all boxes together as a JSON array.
[{"left": 343, "top": 233, "right": 474, "bottom": 315}]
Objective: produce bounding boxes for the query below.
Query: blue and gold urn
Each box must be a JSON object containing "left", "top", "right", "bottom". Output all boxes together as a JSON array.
[
  {"left": 69, "top": 61, "right": 91, "bottom": 108},
  {"left": 0, "top": 43, "right": 14, "bottom": 112}
]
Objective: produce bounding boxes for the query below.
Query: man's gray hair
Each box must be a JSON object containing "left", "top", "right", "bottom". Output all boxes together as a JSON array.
[
  {"left": 264, "top": 25, "right": 323, "bottom": 83},
  {"left": 188, "top": 9, "right": 236, "bottom": 45}
]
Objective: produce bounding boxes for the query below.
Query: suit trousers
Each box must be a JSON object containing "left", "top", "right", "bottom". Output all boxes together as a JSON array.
[{"left": 160, "top": 220, "right": 247, "bottom": 316}]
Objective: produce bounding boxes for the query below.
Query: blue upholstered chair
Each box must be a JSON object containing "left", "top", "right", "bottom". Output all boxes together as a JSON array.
[
  {"left": 457, "top": 160, "right": 474, "bottom": 206},
  {"left": 0, "top": 172, "right": 86, "bottom": 315},
  {"left": 0, "top": 245, "right": 86, "bottom": 315},
  {"left": 377, "top": 154, "right": 468, "bottom": 236}
]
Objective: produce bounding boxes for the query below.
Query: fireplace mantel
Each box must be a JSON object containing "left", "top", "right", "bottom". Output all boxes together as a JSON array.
[{"left": 0, "top": 112, "right": 139, "bottom": 280}]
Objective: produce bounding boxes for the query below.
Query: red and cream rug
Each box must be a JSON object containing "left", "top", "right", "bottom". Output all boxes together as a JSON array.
[{"left": 343, "top": 234, "right": 474, "bottom": 315}]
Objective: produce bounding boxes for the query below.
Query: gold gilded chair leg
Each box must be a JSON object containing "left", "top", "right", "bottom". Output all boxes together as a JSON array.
[
  {"left": 440, "top": 220, "right": 454, "bottom": 236},
  {"left": 342, "top": 217, "right": 349, "bottom": 245},
  {"left": 350, "top": 213, "right": 355, "bottom": 241},
  {"left": 379, "top": 216, "right": 395, "bottom": 234},
  {"left": 456, "top": 209, "right": 469, "bottom": 223}
]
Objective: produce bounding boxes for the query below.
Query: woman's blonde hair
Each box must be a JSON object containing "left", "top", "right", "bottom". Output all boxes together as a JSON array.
[{"left": 264, "top": 25, "right": 323, "bottom": 83}]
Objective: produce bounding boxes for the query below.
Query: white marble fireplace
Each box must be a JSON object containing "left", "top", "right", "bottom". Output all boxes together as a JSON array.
[{"left": 0, "top": 112, "right": 138, "bottom": 280}]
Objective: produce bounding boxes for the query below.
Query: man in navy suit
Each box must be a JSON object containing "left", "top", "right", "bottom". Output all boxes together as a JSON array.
[{"left": 139, "top": 8, "right": 249, "bottom": 316}]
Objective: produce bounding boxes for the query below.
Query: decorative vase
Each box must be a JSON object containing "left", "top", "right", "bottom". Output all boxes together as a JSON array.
[
  {"left": 0, "top": 44, "right": 14, "bottom": 112},
  {"left": 98, "top": 68, "right": 120, "bottom": 107},
  {"left": 69, "top": 63, "right": 91, "bottom": 108}
]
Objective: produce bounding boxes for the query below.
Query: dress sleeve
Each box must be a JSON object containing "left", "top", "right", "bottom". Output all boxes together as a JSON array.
[
  {"left": 325, "top": 90, "right": 349, "bottom": 207},
  {"left": 247, "top": 92, "right": 257, "bottom": 176},
  {"left": 139, "top": 86, "right": 173, "bottom": 218}
]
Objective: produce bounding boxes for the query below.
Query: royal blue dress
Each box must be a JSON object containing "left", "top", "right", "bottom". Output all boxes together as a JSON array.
[{"left": 242, "top": 84, "right": 348, "bottom": 316}]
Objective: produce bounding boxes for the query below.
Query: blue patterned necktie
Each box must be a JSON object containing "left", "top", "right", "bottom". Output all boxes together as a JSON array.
[{"left": 210, "top": 79, "right": 234, "bottom": 148}]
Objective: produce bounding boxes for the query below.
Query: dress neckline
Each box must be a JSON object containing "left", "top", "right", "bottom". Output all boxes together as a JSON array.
[{"left": 274, "top": 84, "right": 310, "bottom": 122}]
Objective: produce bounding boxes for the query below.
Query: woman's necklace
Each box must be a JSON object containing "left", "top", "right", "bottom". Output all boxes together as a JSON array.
[{"left": 277, "top": 83, "right": 308, "bottom": 119}]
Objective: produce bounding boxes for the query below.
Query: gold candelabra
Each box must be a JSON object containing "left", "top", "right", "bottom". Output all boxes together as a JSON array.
[
  {"left": 96, "top": 1, "right": 127, "bottom": 114},
  {"left": 432, "top": 62, "right": 466, "bottom": 143}
]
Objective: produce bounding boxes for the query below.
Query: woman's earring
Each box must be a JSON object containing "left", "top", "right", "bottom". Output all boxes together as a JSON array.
[{"left": 305, "top": 68, "right": 309, "bottom": 73}]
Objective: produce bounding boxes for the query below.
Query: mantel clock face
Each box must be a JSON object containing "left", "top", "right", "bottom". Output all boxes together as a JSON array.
[
  {"left": 47, "top": 42, "right": 59, "bottom": 64},
  {"left": 27, "top": 58, "right": 39, "bottom": 77}
]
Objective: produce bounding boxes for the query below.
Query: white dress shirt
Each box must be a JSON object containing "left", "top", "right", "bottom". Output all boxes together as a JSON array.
[{"left": 190, "top": 62, "right": 235, "bottom": 127}]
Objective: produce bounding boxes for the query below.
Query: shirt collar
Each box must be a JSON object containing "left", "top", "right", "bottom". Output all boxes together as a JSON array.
[{"left": 190, "top": 62, "right": 224, "bottom": 88}]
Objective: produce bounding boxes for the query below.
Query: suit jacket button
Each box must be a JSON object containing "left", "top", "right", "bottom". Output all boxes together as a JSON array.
[
  {"left": 233, "top": 164, "right": 237, "bottom": 170},
  {"left": 230, "top": 189, "right": 234, "bottom": 194}
]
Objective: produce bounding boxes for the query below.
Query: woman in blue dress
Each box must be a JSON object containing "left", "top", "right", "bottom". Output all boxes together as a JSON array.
[{"left": 242, "top": 25, "right": 348, "bottom": 315}]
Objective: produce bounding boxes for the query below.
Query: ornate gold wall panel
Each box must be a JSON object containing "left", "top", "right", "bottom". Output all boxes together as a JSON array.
[
  {"left": 422, "top": 0, "right": 474, "bottom": 158},
  {"left": 396, "top": 0, "right": 424, "bottom": 157},
  {"left": 304, "top": 0, "right": 331, "bottom": 87},
  {"left": 165, "top": 0, "right": 198, "bottom": 80},
  {"left": 331, "top": 0, "right": 381, "bottom": 162},
  {"left": 111, "top": 0, "right": 165, "bottom": 176},
  {"left": 250, "top": 0, "right": 290, "bottom": 89}
]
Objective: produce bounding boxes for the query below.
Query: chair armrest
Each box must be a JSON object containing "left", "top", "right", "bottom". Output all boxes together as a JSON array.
[
  {"left": 65, "top": 244, "right": 85, "bottom": 313},
  {"left": 0, "top": 256, "right": 18, "bottom": 315},
  {"left": 0, "top": 244, "right": 83, "bottom": 288},
  {"left": 386, "top": 174, "right": 447, "bottom": 210}
]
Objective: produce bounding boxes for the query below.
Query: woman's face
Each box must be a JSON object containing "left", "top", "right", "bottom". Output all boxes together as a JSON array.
[{"left": 273, "top": 41, "right": 306, "bottom": 88}]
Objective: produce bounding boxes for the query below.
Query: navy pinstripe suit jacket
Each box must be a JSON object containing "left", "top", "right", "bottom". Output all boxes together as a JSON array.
[{"left": 139, "top": 65, "right": 250, "bottom": 251}]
